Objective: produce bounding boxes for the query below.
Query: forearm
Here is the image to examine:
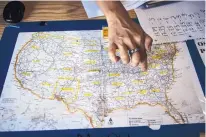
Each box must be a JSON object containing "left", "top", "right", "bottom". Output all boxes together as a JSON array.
[{"left": 96, "top": 1, "right": 130, "bottom": 22}]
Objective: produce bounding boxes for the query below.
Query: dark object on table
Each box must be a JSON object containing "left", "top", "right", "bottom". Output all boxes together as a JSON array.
[
  {"left": 143, "top": 1, "right": 177, "bottom": 9},
  {"left": 3, "top": 1, "right": 25, "bottom": 23}
]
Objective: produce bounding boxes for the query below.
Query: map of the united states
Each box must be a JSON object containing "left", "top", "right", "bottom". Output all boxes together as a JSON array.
[
  {"left": 0, "top": 31, "right": 204, "bottom": 131},
  {"left": 14, "top": 31, "right": 184, "bottom": 127}
]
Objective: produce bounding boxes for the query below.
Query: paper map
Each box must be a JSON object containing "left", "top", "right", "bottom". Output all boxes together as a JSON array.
[{"left": 0, "top": 31, "right": 205, "bottom": 131}]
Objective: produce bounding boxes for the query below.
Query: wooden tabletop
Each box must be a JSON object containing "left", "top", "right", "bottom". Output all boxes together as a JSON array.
[{"left": 0, "top": 1, "right": 136, "bottom": 39}]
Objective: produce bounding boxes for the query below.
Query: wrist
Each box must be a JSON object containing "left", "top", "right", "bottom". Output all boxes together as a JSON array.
[
  {"left": 97, "top": 1, "right": 130, "bottom": 23},
  {"left": 105, "top": 7, "right": 131, "bottom": 26},
  {"left": 106, "top": 10, "right": 131, "bottom": 27}
]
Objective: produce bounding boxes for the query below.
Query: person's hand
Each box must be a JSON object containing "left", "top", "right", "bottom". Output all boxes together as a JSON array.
[
  {"left": 97, "top": 1, "right": 153, "bottom": 71},
  {"left": 107, "top": 15, "right": 153, "bottom": 71}
]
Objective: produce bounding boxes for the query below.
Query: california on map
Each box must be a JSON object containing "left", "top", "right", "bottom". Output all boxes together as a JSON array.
[{"left": 0, "top": 31, "right": 204, "bottom": 131}]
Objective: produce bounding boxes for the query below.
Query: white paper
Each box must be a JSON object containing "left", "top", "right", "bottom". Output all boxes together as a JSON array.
[
  {"left": 194, "top": 38, "right": 205, "bottom": 65},
  {"left": 135, "top": 1, "right": 205, "bottom": 44},
  {"left": 0, "top": 31, "right": 204, "bottom": 131},
  {"left": 81, "top": 1, "right": 103, "bottom": 18},
  {"left": 120, "top": 0, "right": 147, "bottom": 10},
  {"left": 82, "top": 1, "right": 147, "bottom": 18}
]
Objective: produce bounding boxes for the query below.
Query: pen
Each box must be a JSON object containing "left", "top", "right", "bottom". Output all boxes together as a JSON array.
[{"left": 144, "top": 1, "right": 177, "bottom": 9}]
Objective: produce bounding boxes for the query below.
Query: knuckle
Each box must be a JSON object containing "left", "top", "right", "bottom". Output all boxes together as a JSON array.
[
  {"left": 108, "top": 46, "right": 116, "bottom": 52},
  {"left": 115, "top": 38, "right": 124, "bottom": 46},
  {"left": 135, "top": 35, "right": 144, "bottom": 45},
  {"left": 128, "top": 39, "right": 136, "bottom": 48},
  {"left": 108, "top": 39, "right": 115, "bottom": 45},
  {"left": 134, "top": 35, "right": 141, "bottom": 40},
  {"left": 109, "top": 35, "right": 115, "bottom": 41},
  {"left": 108, "top": 40, "right": 114, "bottom": 46}
]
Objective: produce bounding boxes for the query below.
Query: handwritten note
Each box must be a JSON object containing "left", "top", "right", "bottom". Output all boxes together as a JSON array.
[
  {"left": 194, "top": 38, "right": 205, "bottom": 65},
  {"left": 135, "top": 1, "right": 205, "bottom": 44}
]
